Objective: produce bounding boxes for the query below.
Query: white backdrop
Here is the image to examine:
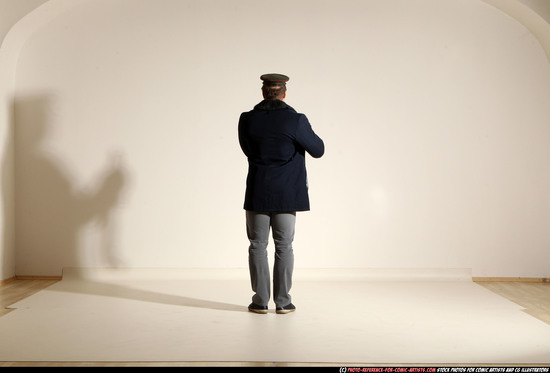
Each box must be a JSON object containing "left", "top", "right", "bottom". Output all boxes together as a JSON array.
[{"left": 11, "top": 0, "right": 550, "bottom": 277}]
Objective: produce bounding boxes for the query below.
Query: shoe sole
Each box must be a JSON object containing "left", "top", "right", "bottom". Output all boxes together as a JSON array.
[
  {"left": 276, "top": 308, "right": 296, "bottom": 314},
  {"left": 248, "top": 308, "right": 268, "bottom": 314}
]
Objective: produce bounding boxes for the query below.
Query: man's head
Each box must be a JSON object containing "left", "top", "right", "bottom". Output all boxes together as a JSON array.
[{"left": 260, "top": 73, "right": 289, "bottom": 100}]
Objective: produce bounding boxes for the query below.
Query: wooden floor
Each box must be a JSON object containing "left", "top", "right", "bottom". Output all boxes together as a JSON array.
[
  {"left": 475, "top": 280, "right": 550, "bottom": 326},
  {"left": 1, "top": 278, "right": 549, "bottom": 367},
  {"left": 0, "top": 278, "right": 59, "bottom": 318}
]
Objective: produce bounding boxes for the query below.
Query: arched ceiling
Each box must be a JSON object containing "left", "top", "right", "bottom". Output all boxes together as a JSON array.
[
  {"left": 0, "top": 0, "right": 48, "bottom": 45},
  {"left": 483, "top": 0, "right": 550, "bottom": 62},
  {"left": 2, "top": 0, "right": 550, "bottom": 62},
  {"left": 519, "top": 0, "right": 550, "bottom": 24}
]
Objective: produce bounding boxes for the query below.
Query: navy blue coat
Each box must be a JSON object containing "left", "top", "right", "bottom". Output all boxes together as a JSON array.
[{"left": 238, "top": 99, "right": 325, "bottom": 212}]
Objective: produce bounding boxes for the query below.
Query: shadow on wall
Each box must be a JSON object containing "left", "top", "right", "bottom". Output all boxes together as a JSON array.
[{"left": 14, "top": 95, "right": 128, "bottom": 275}]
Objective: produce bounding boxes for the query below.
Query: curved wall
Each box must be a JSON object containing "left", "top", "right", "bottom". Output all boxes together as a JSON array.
[
  {"left": 4, "top": 0, "right": 550, "bottom": 277},
  {"left": 0, "top": 0, "right": 55, "bottom": 280}
]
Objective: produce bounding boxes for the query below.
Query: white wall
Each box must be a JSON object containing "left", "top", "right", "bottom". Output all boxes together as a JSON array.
[{"left": 11, "top": 0, "right": 550, "bottom": 277}]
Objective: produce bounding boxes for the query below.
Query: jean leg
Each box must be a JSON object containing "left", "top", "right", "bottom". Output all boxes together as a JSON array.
[
  {"left": 246, "top": 211, "right": 271, "bottom": 306},
  {"left": 271, "top": 212, "right": 296, "bottom": 307}
]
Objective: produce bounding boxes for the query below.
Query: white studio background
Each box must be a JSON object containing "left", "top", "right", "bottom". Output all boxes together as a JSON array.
[{"left": 11, "top": 0, "right": 550, "bottom": 277}]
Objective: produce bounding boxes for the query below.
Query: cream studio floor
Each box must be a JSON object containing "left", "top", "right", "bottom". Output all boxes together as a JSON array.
[{"left": 1, "top": 268, "right": 550, "bottom": 367}]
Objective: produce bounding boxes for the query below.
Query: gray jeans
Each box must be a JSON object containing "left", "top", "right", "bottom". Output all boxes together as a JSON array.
[{"left": 246, "top": 211, "right": 296, "bottom": 307}]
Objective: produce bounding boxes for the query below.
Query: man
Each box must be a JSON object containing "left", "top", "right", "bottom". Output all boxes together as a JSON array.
[{"left": 238, "top": 73, "right": 325, "bottom": 314}]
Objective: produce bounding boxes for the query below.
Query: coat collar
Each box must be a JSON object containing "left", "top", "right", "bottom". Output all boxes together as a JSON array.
[{"left": 254, "top": 99, "right": 290, "bottom": 111}]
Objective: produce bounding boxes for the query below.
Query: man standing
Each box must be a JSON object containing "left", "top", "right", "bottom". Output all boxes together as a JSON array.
[{"left": 238, "top": 73, "right": 325, "bottom": 314}]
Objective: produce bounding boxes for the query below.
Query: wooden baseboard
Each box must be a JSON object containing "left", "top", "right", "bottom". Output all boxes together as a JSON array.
[
  {"left": 0, "top": 276, "right": 16, "bottom": 286},
  {"left": 14, "top": 275, "right": 63, "bottom": 281},
  {"left": 473, "top": 277, "right": 550, "bottom": 283}
]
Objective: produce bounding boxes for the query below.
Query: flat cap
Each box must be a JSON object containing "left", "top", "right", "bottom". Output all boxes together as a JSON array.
[{"left": 260, "top": 73, "right": 289, "bottom": 85}]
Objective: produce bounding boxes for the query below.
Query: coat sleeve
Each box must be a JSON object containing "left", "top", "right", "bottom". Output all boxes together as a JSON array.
[
  {"left": 295, "top": 114, "right": 325, "bottom": 158},
  {"left": 238, "top": 113, "right": 251, "bottom": 157}
]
